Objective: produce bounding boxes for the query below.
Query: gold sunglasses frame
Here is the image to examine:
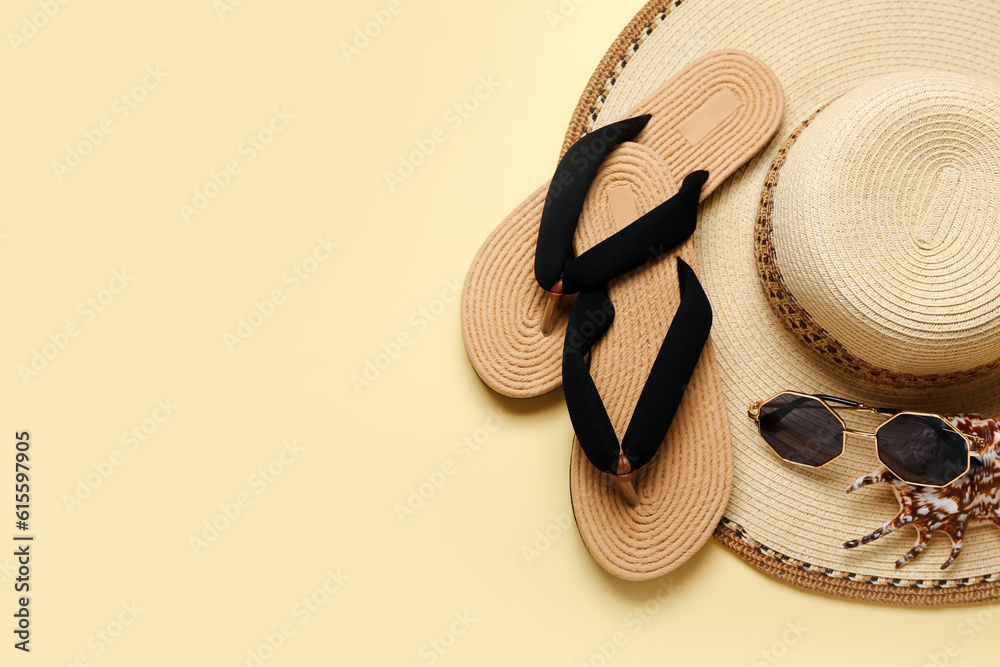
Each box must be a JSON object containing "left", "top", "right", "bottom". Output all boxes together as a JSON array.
[{"left": 747, "top": 390, "right": 988, "bottom": 488}]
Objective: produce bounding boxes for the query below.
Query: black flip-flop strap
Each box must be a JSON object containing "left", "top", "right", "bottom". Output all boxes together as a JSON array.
[
  {"left": 561, "top": 171, "right": 707, "bottom": 293},
  {"left": 562, "top": 259, "right": 713, "bottom": 476},
  {"left": 535, "top": 116, "right": 650, "bottom": 291}
]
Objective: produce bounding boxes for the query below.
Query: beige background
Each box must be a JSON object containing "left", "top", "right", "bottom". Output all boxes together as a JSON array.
[{"left": 2, "top": 0, "right": 998, "bottom": 665}]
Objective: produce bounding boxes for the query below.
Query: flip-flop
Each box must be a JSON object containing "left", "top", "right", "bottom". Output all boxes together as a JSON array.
[
  {"left": 461, "top": 50, "right": 783, "bottom": 399},
  {"left": 462, "top": 50, "right": 783, "bottom": 579},
  {"left": 563, "top": 147, "right": 732, "bottom": 580}
]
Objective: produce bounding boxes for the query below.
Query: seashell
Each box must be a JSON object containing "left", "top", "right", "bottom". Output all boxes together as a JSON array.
[{"left": 844, "top": 414, "right": 1000, "bottom": 569}]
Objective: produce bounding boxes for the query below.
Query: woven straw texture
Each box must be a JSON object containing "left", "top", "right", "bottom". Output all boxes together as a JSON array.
[
  {"left": 757, "top": 87, "right": 1000, "bottom": 388},
  {"left": 568, "top": 0, "right": 1000, "bottom": 603}
]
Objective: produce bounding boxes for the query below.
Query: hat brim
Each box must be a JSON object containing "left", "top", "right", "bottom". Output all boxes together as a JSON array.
[{"left": 563, "top": 0, "right": 1000, "bottom": 604}]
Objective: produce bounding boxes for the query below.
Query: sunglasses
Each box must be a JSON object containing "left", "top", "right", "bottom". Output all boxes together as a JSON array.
[{"left": 747, "top": 391, "right": 987, "bottom": 487}]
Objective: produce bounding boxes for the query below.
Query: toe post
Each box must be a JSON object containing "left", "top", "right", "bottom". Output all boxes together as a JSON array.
[
  {"left": 615, "top": 454, "right": 640, "bottom": 506},
  {"left": 541, "top": 279, "right": 564, "bottom": 335}
]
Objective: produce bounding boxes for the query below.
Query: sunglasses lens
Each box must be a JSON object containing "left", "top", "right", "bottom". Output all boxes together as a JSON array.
[
  {"left": 877, "top": 414, "right": 969, "bottom": 486},
  {"left": 758, "top": 394, "right": 844, "bottom": 466}
]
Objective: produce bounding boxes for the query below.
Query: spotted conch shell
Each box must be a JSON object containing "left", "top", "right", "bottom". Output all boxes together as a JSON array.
[{"left": 844, "top": 414, "right": 1000, "bottom": 569}]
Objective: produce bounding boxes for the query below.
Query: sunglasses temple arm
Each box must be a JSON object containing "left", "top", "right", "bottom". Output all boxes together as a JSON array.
[{"left": 814, "top": 394, "right": 900, "bottom": 415}]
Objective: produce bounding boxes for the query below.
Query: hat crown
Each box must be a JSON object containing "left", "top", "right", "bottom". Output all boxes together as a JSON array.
[{"left": 770, "top": 72, "right": 1000, "bottom": 379}]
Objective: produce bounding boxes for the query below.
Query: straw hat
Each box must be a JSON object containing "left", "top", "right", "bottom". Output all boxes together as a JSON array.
[{"left": 562, "top": 0, "right": 1000, "bottom": 604}]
